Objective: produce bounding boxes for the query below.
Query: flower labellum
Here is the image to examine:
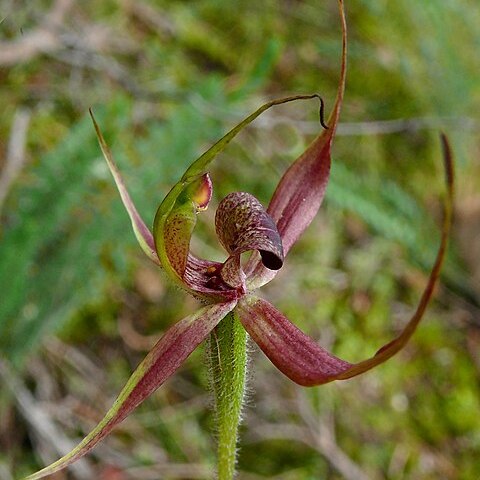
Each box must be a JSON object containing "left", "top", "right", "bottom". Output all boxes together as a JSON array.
[{"left": 25, "top": 1, "right": 454, "bottom": 478}]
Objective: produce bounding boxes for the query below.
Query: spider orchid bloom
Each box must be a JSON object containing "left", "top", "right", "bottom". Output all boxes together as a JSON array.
[{"left": 25, "top": 4, "right": 454, "bottom": 478}]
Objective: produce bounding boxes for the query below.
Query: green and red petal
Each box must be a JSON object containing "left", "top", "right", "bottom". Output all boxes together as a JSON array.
[
  {"left": 25, "top": 300, "right": 236, "bottom": 480},
  {"left": 90, "top": 109, "right": 160, "bottom": 265}
]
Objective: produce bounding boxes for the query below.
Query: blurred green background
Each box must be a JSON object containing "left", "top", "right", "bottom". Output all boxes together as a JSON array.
[{"left": 1, "top": 1, "right": 479, "bottom": 479}]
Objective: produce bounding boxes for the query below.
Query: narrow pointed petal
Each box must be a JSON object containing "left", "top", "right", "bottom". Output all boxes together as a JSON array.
[
  {"left": 268, "top": 0, "right": 346, "bottom": 253},
  {"left": 246, "top": 0, "right": 347, "bottom": 289},
  {"left": 25, "top": 301, "right": 236, "bottom": 480},
  {"left": 89, "top": 109, "right": 160, "bottom": 265},
  {"left": 239, "top": 133, "right": 454, "bottom": 385},
  {"left": 237, "top": 296, "right": 352, "bottom": 386},
  {"left": 180, "top": 94, "right": 332, "bottom": 183},
  {"left": 340, "top": 134, "right": 455, "bottom": 377}
]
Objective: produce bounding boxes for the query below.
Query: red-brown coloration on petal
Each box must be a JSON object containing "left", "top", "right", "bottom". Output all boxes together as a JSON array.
[
  {"left": 238, "top": 134, "right": 453, "bottom": 385},
  {"left": 267, "top": 133, "right": 332, "bottom": 256},
  {"left": 245, "top": 0, "right": 347, "bottom": 289},
  {"left": 267, "top": 1, "right": 346, "bottom": 254},
  {"left": 164, "top": 205, "right": 196, "bottom": 277},
  {"left": 191, "top": 173, "right": 213, "bottom": 211},
  {"left": 184, "top": 255, "right": 238, "bottom": 299},
  {"left": 25, "top": 301, "right": 236, "bottom": 480},
  {"left": 237, "top": 296, "right": 352, "bottom": 386},
  {"left": 335, "top": 134, "right": 454, "bottom": 379},
  {"left": 238, "top": 135, "right": 453, "bottom": 387}
]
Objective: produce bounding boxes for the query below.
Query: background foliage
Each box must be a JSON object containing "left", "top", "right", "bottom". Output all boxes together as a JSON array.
[{"left": 1, "top": 1, "right": 479, "bottom": 479}]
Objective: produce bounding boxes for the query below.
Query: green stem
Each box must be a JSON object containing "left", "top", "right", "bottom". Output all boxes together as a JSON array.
[{"left": 207, "top": 311, "right": 247, "bottom": 480}]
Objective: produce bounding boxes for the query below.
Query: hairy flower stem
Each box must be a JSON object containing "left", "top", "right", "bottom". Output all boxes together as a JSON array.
[{"left": 208, "top": 311, "right": 247, "bottom": 480}]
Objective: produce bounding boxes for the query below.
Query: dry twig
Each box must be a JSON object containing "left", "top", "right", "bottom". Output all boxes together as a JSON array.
[
  {"left": 0, "top": 108, "right": 31, "bottom": 214},
  {"left": 295, "top": 390, "right": 373, "bottom": 480},
  {"left": 0, "top": 0, "right": 73, "bottom": 66},
  {"left": 0, "top": 359, "right": 94, "bottom": 479}
]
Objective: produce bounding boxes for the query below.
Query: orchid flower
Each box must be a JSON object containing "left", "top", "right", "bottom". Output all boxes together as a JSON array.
[{"left": 25, "top": 2, "right": 454, "bottom": 479}]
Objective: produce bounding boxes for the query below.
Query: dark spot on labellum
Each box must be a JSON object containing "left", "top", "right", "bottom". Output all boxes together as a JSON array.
[{"left": 260, "top": 250, "right": 283, "bottom": 270}]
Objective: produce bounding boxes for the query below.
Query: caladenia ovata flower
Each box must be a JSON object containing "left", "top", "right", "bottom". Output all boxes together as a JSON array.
[{"left": 25, "top": 2, "right": 455, "bottom": 479}]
